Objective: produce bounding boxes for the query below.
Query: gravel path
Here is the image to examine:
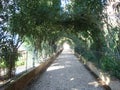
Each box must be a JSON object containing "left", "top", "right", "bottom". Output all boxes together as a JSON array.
[{"left": 25, "top": 50, "right": 104, "bottom": 90}]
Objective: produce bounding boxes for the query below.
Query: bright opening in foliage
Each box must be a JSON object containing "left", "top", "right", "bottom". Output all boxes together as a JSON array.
[{"left": 63, "top": 42, "right": 71, "bottom": 50}]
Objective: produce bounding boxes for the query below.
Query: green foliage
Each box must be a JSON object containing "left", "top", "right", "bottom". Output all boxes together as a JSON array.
[
  {"left": 0, "top": 0, "right": 120, "bottom": 80},
  {"left": 15, "top": 60, "right": 25, "bottom": 67},
  {"left": 101, "top": 56, "right": 120, "bottom": 79},
  {"left": 101, "top": 56, "right": 116, "bottom": 71},
  {"left": 0, "top": 60, "right": 6, "bottom": 68}
]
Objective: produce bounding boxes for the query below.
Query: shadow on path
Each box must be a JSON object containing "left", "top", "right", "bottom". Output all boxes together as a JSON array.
[{"left": 25, "top": 50, "right": 104, "bottom": 90}]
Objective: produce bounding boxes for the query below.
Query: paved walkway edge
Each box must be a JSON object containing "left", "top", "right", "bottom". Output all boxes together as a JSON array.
[
  {"left": 4, "top": 49, "right": 63, "bottom": 90},
  {"left": 75, "top": 53, "right": 120, "bottom": 90}
]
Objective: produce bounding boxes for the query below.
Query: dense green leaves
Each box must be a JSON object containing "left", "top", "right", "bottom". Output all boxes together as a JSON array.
[{"left": 0, "top": 0, "right": 120, "bottom": 79}]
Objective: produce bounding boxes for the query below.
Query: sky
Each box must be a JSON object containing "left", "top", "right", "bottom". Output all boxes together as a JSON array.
[{"left": 61, "top": 0, "right": 70, "bottom": 7}]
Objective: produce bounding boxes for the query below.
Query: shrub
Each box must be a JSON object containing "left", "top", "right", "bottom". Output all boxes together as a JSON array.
[
  {"left": 15, "top": 60, "right": 25, "bottom": 67},
  {"left": 101, "top": 56, "right": 120, "bottom": 79}
]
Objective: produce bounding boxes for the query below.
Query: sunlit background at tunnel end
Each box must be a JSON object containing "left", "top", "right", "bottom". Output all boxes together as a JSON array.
[
  {"left": 62, "top": 42, "right": 74, "bottom": 54},
  {"left": 63, "top": 42, "right": 70, "bottom": 50}
]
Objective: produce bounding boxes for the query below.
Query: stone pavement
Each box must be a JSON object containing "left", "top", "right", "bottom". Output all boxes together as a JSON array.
[{"left": 25, "top": 49, "right": 104, "bottom": 90}]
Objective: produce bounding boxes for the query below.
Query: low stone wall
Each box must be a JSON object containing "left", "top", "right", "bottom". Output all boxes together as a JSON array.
[
  {"left": 75, "top": 53, "right": 120, "bottom": 90},
  {"left": 5, "top": 49, "right": 63, "bottom": 90}
]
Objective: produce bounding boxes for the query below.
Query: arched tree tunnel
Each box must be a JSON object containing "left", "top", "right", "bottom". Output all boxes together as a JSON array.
[{"left": 0, "top": 0, "right": 120, "bottom": 89}]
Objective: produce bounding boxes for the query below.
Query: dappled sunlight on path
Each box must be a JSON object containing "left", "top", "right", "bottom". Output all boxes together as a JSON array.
[{"left": 25, "top": 50, "right": 104, "bottom": 90}]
